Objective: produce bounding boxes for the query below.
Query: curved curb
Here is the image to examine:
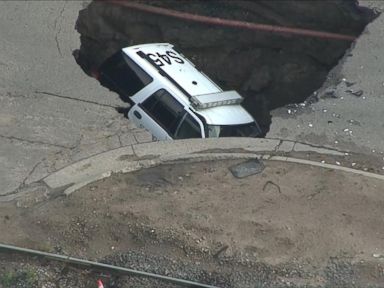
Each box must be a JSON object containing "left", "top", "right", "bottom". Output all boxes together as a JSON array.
[
  {"left": 34, "top": 137, "right": 383, "bottom": 196},
  {"left": 268, "top": 156, "right": 384, "bottom": 181}
]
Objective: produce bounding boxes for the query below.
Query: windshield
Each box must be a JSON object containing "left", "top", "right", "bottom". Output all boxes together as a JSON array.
[{"left": 207, "top": 122, "right": 262, "bottom": 138}]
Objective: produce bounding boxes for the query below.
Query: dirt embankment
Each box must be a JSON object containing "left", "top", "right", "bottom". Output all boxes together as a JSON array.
[
  {"left": 74, "top": 0, "right": 373, "bottom": 132},
  {"left": 1, "top": 160, "right": 384, "bottom": 287}
]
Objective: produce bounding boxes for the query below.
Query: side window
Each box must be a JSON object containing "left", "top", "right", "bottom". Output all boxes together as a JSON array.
[
  {"left": 100, "top": 51, "right": 153, "bottom": 96},
  {"left": 175, "top": 113, "right": 202, "bottom": 139},
  {"left": 141, "top": 89, "right": 185, "bottom": 135}
]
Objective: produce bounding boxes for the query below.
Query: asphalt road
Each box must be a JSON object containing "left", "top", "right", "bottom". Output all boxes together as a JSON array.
[{"left": 0, "top": 1, "right": 151, "bottom": 196}]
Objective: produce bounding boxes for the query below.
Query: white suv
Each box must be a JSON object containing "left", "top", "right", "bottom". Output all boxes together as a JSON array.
[{"left": 96, "top": 43, "right": 261, "bottom": 140}]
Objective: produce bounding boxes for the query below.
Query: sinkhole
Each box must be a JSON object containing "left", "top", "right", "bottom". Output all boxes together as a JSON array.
[{"left": 73, "top": 0, "right": 377, "bottom": 137}]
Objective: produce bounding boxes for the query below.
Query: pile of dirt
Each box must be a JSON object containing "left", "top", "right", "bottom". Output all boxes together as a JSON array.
[{"left": 74, "top": 0, "right": 374, "bottom": 132}]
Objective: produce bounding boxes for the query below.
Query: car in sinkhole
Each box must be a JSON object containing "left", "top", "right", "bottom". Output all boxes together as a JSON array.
[{"left": 94, "top": 43, "right": 262, "bottom": 140}]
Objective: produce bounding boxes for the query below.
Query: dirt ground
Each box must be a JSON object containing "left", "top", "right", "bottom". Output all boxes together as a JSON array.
[{"left": 1, "top": 159, "right": 384, "bottom": 287}]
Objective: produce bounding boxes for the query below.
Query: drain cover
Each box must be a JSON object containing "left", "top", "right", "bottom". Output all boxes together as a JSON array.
[{"left": 229, "top": 159, "right": 265, "bottom": 178}]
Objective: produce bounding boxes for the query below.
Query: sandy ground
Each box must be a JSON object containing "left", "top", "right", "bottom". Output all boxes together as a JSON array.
[{"left": 1, "top": 159, "right": 384, "bottom": 287}]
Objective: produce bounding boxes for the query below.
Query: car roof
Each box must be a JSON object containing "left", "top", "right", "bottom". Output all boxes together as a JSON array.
[
  {"left": 123, "top": 43, "right": 221, "bottom": 97},
  {"left": 123, "top": 43, "right": 254, "bottom": 126}
]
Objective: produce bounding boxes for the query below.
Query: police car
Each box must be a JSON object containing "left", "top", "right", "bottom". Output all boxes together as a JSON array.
[{"left": 97, "top": 43, "right": 262, "bottom": 140}]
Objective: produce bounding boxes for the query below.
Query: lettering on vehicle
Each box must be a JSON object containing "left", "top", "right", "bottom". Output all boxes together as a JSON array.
[{"left": 146, "top": 51, "right": 185, "bottom": 67}]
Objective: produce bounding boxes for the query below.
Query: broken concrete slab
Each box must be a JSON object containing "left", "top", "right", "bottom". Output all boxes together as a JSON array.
[{"left": 229, "top": 159, "right": 265, "bottom": 178}]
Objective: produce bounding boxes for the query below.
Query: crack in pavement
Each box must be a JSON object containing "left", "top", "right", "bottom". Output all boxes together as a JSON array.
[
  {"left": 53, "top": 2, "right": 66, "bottom": 57},
  {"left": 292, "top": 141, "right": 297, "bottom": 152},
  {"left": 0, "top": 181, "right": 51, "bottom": 201},
  {"left": 21, "top": 158, "right": 45, "bottom": 187},
  {"left": 34, "top": 90, "right": 118, "bottom": 108},
  {"left": 274, "top": 139, "right": 283, "bottom": 152},
  {"left": 0, "top": 134, "right": 71, "bottom": 149}
]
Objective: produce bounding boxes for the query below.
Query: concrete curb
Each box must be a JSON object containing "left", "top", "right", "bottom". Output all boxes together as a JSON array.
[
  {"left": 37, "top": 137, "right": 381, "bottom": 196},
  {"left": 268, "top": 156, "right": 384, "bottom": 181}
]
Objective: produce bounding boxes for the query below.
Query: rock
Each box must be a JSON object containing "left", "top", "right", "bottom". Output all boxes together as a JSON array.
[{"left": 229, "top": 159, "right": 265, "bottom": 178}]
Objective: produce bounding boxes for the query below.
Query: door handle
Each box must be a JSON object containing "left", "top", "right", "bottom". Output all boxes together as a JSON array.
[{"left": 133, "top": 111, "right": 142, "bottom": 119}]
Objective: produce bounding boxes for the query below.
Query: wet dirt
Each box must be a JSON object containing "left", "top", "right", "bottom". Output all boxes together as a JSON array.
[
  {"left": 74, "top": 0, "right": 375, "bottom": 134},
  {"left": 1, "top": 159, "right": 384, "bottom": 287}
]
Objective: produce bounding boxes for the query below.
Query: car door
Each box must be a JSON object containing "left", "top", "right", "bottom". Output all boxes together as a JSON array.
[
  {"left": 174, "top": 111, "right": 204, "bottom": 139},
  {"left": 128, "top": 89, "right": 185, "bottom": 140}
]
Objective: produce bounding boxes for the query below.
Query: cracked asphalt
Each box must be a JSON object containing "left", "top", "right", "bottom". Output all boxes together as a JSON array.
[{"left": 0, "top": 1, "right": 151, "bottom": 196}]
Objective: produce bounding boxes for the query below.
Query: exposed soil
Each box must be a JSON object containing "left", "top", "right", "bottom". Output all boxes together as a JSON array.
[
  {"left": 74, "top": 0, "right": 375, "bottom": 133},
  {"left": 1, "top": 159, "right": 384, "bottom": 287}
]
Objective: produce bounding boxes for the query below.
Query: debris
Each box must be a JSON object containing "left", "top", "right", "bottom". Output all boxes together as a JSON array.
[
  {"left": 308, "top": 123, "right": 313, "bottom": 127},
  {"left": 213, "top": 245, "right": 229, "bottom": 258},
  {"left": 97, "top": 279, "right": 105, "bottom": 288},
  {"left": 287, "top": 108, "right": 297, "bottom": 115},
  {"left": 322, "top": 89, "right": 338, "bottom": 99},
  {"left": 342, "top": 128, "right": 353, "bottom": 136},
  {"left": 336, "top": 161, "right": 341, "bottom": 166},
  {"left": 345, "top": 81, "right": 355, "bottom": 87},
  {"left": 351, "top": 163, "right": 356, "bottom": 167},
  {"left": 373, "top": 253, "right": 384, "bottom": 259},
  {"left": 263, "top": 181, "right": 281, "bottom": 194},
  {"left": 346, "top": 89, "right": 363, "bottom": 97},
  {"left": 229, "top": 159, "right": 265, "bottom": 178},
  {"left": 347, "top": 119, "right": 361, "bottom": 126}
]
